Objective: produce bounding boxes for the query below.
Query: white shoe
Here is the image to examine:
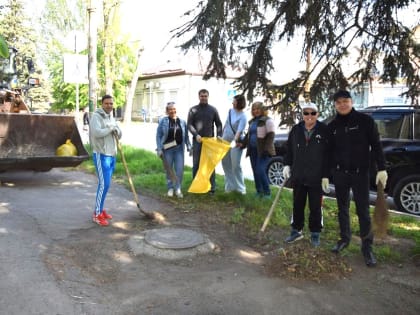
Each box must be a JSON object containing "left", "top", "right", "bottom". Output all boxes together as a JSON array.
[
  {"left": 167, "top": 188, "right": 174, "bottom": 197},
  {"left": 175, "top": 189, "right": 183, "bottom": 198}
]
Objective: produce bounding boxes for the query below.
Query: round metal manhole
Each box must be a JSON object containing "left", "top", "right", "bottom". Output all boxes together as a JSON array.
[{"left": 144, "top": 228, "right": 206, "bottom": 249}]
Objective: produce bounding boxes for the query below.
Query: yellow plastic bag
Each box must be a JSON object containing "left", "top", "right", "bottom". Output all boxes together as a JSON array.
[
  {"left": 188, "top": 137, "right": 231, "bottom": 193},
  {"left": 56, "top": 139, "right": 78, "bottom": 156}
]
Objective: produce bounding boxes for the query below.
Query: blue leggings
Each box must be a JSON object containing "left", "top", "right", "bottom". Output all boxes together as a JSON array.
[{"left": 93, "top": 153, "right": 116, "bottom": 216}]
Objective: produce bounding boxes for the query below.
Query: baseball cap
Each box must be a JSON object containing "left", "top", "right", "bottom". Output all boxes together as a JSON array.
[
  {"left": 301, "top": 102, "right": 318, "bottom": 112},
  {"left": 333, "top": 90, "right": 352, "bottom": 101}
]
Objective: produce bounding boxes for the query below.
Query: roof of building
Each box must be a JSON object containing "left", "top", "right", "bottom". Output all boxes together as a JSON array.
[{"left": 140, "top": 52, "right": 243, "bottom": 79}]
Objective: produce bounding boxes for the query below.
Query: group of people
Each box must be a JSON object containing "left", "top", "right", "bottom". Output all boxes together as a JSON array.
[
  {"left": 89, "top": 89, "right": 387, "bottom": 267},
  {"left": 283, "top": 90, "right": 387, "bottom": 267},
  {"left": 155, "top": 89, "right": 276, "bottom": 199}
]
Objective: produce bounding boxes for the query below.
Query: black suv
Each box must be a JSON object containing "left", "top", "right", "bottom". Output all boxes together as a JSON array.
[{"left": 266, "top": 106, "right": 420, "bottom": 216}]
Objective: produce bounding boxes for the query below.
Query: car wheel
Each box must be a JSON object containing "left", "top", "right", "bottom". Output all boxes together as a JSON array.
[
  {"left": 267, "top": 157, "right": 285, "bottom": 186},
  {"left": 393, "top": 174, "right": 420, "bottom": 215}
]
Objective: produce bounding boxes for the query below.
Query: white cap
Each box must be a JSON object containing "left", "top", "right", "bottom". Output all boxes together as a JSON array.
[{"left": 301, "top": 102, "right": 318, "bottom": 111}]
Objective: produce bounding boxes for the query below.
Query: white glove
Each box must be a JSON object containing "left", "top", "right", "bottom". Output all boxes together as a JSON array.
[
  {"left": 322, "top": 178, "right": 330, "bottom": 193},
  {"left": 196, "top": 135, "right": 202, "bottom": 143},
  {"left": 283, "top": 165, "right": 291, "bottom": 180},
  {"left": 376, "top": 170, "right": 388, "bottom": 189},
  {"left": 105, "top": 121, "right": 117, "bottom": 128}
]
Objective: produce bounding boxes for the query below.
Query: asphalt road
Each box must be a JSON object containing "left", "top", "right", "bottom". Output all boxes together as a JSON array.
[{"left": 1, "top": 169, "right": 419, "bottom": 315}]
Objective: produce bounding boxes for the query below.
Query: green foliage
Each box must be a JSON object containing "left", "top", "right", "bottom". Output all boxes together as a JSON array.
[
  {"left": 0, "top": 34, "right": 9, "bottom": 58},
  {"left": 41, "top": 0, "right": 136, "bottom": 111},
  {"left": 173, "top": 0, "right": 420, "bottom": 118},
  {"left": 0, "top": 0, "right": 39, "bottom": 91}
]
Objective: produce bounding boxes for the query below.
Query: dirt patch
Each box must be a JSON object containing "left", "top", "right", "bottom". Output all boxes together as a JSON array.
[{"left": 263, "top": 243, "right": 352, "bottom": 282}]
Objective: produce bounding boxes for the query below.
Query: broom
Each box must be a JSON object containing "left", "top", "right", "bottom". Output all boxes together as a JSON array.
[
  {"left": 114, "top": 133, "right": 165, "bottom": 222},
  {"left": 373, "top": 181, "right": 389, "bottom": 239}
]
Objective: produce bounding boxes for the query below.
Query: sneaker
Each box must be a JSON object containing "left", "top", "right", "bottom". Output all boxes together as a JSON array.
[
  {"left": 285, "top": 229, "right": 304, "bottom": 243},
  {"left": 102, "top": 209, "right": 112, "bottom": 220},
  {"left": 92, "top": 212, "right": 109, "bottom": 226},
  {"left": 310, "top": 232, "right": 320, "bottom": 247},
  {"left": 175, "top": 189, "right": 183, "bottom": 198},
  {"left": 167, "top": 188, "right": 174, "bottom": 197}
]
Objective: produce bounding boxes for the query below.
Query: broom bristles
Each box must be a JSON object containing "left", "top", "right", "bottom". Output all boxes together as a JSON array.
[{"left": 373, "top": 182, "right": 389, "bottom": 239}]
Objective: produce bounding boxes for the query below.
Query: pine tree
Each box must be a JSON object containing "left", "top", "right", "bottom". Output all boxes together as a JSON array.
[{"left": 173, "top": 0, "right": 420, "bottom": 122}]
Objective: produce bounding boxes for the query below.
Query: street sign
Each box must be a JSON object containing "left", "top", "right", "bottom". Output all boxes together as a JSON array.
[{"left": 63, "top": 54, "right": 88, "bottom": 84}]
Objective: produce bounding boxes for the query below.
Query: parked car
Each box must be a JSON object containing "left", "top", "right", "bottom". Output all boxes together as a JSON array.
[{"left": 266, "top": 105, "right": 420, "bottom": 216}]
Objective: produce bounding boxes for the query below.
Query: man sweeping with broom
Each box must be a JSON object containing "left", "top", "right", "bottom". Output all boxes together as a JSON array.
[
  {"left": 90, "top": 95, "right": 122, "bottom": 226},
  {"left": 328, "top": 90, "right": 387, "bottom": 267}
]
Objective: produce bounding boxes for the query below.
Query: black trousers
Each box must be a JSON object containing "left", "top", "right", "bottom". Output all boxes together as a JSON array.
[
  {"left": 291, "top": 183, "right": 323, "bottom": 233},
  {"left": 332, "top": 170, "right": 373, "bottom": 244}
]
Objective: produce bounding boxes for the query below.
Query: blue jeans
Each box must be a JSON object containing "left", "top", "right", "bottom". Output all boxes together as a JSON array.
[
  {"left": 163, "top": 144, "right": 184, "bottom": 190},
  {"left": 249, "top": 147, "right": 270, "bottom": 195},
  {"left": 93, "top": 153, "right": 116, "bottom": 215},
  {"left": 222, "top": 146, "right": 246, "bottom": 193},
  {"left": 192, "top": 140, "right": 216, "bottom": 192}
]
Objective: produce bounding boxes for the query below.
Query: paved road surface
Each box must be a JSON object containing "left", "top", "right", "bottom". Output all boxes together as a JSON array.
[{"left": 1, "top": 169, "right": 418, "bottom": 314}]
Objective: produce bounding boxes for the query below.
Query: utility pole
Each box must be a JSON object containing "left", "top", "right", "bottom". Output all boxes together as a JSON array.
[
  {"left": 123, "top": 45, "right": 144, "bottom": 124},
  {"left": 88, "top": 0, "right": 98, "bottom": 114}
]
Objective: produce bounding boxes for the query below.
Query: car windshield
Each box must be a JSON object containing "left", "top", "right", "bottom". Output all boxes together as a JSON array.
[{"left": 371, "top": 112, "right": 406, "bottom": 139}]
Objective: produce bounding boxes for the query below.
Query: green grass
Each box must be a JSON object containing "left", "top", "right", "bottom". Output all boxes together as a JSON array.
[{"left": 80, "top": 144, "right": 420, "bottom": 263}]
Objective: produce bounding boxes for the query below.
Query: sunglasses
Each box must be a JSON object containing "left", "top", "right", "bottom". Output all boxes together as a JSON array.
[{"left": 303, "top": 111, "right": 317, "bottom": 116}]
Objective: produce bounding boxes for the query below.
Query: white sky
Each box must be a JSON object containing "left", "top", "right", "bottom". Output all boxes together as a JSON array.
[{"left": 120, "top": 0, "right": 197, "bottom": 67}]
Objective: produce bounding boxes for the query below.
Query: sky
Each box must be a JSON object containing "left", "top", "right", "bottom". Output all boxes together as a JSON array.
[
  {"left": 120, "top": 0, "right": 199, "bottom": 68},
  {"left": 119, "top": 0, "right": 306, "bottom": 83}
]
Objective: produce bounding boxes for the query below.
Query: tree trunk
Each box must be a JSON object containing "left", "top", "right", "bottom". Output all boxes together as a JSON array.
[
  {"left": 103, "top": 0, "right": 115, "bottom": 96},
  {"left": 88, "top": 0, "right": 99, "bottom": 114},
  {"left": 123, "top": 47, "right": 143, "bottom": 124}
]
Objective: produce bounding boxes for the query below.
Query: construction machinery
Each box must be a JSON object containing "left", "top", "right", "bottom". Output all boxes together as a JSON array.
[{"left": 0, "top": 46, "right": 89, "bottom": 172}]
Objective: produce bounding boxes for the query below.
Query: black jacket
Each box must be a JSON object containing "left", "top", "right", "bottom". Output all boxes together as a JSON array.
[
  {"left": 284, "top": 121, "right": 329, "bottom": 186},
  {"left": 328, "top": 108, "right": 386, "bottom": 172},
  {"left": 187, "top": 103, "right": 222, "bottom": 139}
]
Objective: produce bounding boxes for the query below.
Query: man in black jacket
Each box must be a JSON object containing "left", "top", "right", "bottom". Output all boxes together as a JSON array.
[
  {"left": 187, "top": 89, "right": 223, "bottom": 194},
  {"left": 328, "top": 90, "right": 387, "bottom": 266},
  {"left": 283, "top": 102, "right": 330, "bottom": 246}
]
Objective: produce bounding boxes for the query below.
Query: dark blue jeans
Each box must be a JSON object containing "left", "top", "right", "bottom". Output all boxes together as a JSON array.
[
  {"left": 249, "top": 147, "right": 270, "bottom": 195},
  {"left": 192, "top": 140, "right": 216, "bottom": 192}
]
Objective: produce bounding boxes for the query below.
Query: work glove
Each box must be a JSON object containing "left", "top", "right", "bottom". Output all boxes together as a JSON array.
[
  {"left": 157, "top": 150, "right": 163, "bottom": 158},
  {"left": 322, "top": 178, "right": 330, "bottom": 194},
  {"left": 376, "top": 170, "right": 388, "bottom": 189},
  {"left": 105, "top": 121, "right": 117, "bottom": 129},
  {"left": 283, "top": 165, "right": 291, "bottom": 180},
  {"left": 196, "top": 135, "right": 202, "bottom": 143}
]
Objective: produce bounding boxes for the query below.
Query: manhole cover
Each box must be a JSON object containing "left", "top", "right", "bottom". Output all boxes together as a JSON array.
[{"left": 144, "top": 228, "right": 206, "bottom": 249}]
